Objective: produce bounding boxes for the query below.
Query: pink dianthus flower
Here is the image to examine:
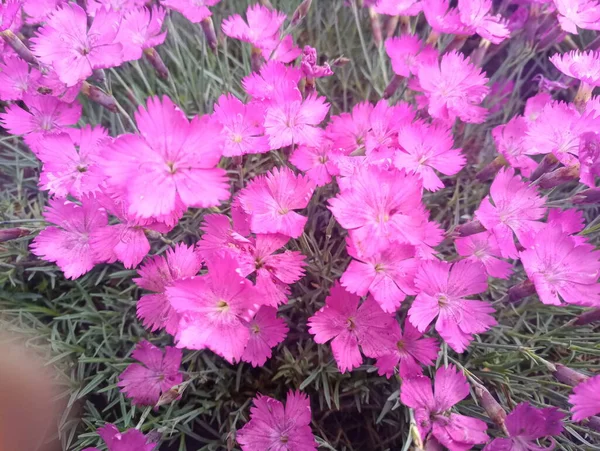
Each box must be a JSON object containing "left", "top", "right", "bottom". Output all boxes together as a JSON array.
[
  {"left": 161, "top": 0, "right": 220, "bottom": 23},
  {"left": 290, "top": 141, "right": 340, "bottom": 186},
  {"left": 83, "top": 424, "right": 157, "bottom": 451},
  {"left": 550, "top": 50, "right": 600, "bottom": 86},
  {"left": 553, "top": 0, "right": 600, "bottom": 33},
  {"left": 222, "top": 4, "right": 286, "bottom": 48},
  {"left": 457, "top": 0, "right": 510, "bottom": 44},
  {"left": 569, "top": 375, "right": 600, "bottom": 421},
  {"left": 325, "top": 102, "right": 373, "bottom": 155},
  {"left": 454, "top": 231, "right": 513, "bottom": 279},
  {"left": 241, "top": 306, "right": 289, "bottom": 367},
  {"left": 115, "top": 6, "right": 167, "bottom": 62},
  {"left": 491, "top": 116, "right": 537, "bottom": 177},
  {"left": 385, "top": 34, "right": 438, "bottom": 78},
  {"left": 242, "top": 60, "right": 302, "bottom": 102},
  {"left": 0, "top": 56, "right": 42, "bottom": 101}
]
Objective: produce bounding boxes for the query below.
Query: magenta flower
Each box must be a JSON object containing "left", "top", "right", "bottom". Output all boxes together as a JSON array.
[
  {"left": 475, "top": 168, "right": 546, "bottom": 259},
  {"left": 394, "top": 121, "right": 465, "bottom": 192},
  {"left": 385, "top": 35, "right": 438, "bottom": 78},
  {"left": 400, "top": 365, "right": 489, "bottom": 451},
  {"left": 417, "top": 50, "right": 490, "bottom": 124},
  {"left": 0, "top": 56, "right": 42, "bottom": 101},
  {"left": 408, "top": 259, "right": 496, "bottom": 353},
  {"left": 491, "top": 116, "right": 537, "bottom": 177},
  {"left": 484, "top": 403, "right": 564, "bottom": 451},
  {"left": 83, "top": 424, "right": 157, "bottom": 451},
  {"left": 102, "top": 96, "right": 229, "bottom": 220},
  {"left": 116, "top": 5, "right": 167, "bottom": 62},
  {"left": 237, "top": 167, "right": 315, "bottom": 239},
  {"left": 31, "top": 197, "right": 108, "bottom": 279},
  {"left": 325, "top": 102, "right": 373, "bottom": 154},
  {"left": 458, "top": 0, "right": 510, "bottom": 44},
  {"left": 38, "top": 126, "right": 109, "bottom": 198},
  {"left": 161, "top": 0, "right": 220, "bottom": 23},
  {"left": 222, "top": 3, "right": 286, "bottom": 47},
  {"left": 307, "top": 283, "right": 397, "bottom": 373},
  {"left": 569, "top": 375, "right": 600, "bottom": 421},
  {"left": 375, "top": 319, "right": 439, "bottom": 378},
  {"left": 237, "top": 390, "right": 317, "bottom": 451},
  {"left": 241, "top": 306, "right": 289, "bottom": 367},
  {"left": 550, "top": 50, "right": 600, "bottom": 87},
  {"left": 242, "top": 60, "right": 302, "bottom": 102},
  {"left": 290, "top": 142, "right": 340, "bottom": 186},
  {"left": 167, "top": 253, "right": 256, "bottom": 363},
  {"left": 329, "top": 165, "right": 428, "bottom": 257},
  {"left": 341, "top": 239, "right": 418, "bottom": 313},
  {"left": 520, "top": 226, "right": 600, "bottom": 307},
  {"left": 553, "top": 0, "right": 600, "bottom": 33},
  {"left": 134, "top": 243, "right": 202, "bottom": 335},
  {"left": 32, "top": 4, "right": 123, "bottom": 87},
  {"left": 118, "top": 340, "right": 183, "bottom": 406},
  {"left": 212, "top": 94, "right": 270, "bottom": 156},
  {"left": 455, "top": 231, "right": 512, "bottom": 279}
]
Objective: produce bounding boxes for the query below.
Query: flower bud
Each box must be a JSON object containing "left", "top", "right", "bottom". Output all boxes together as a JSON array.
[
  {"left": 552, "top": 364, "right": 588, "bottom": 386},
  {"left": 292, "top": 0, "right": 312, "bottom": 26}
]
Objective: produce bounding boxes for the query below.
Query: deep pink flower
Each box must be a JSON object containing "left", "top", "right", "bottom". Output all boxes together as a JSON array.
[
  {"left": 484, "top": 403, "right": 564, "bottom": 451},
  {"left": 408, "top": 259, "right": 495, "bottom": 353},
  {"left": 520, "top": 226, "right": 600, "bottom": 307},
  {"left": 237, "top": 167, "right": 315, "bottom": 239},
  {"left": 0, "top": 56, "right": 42, "bottom": 101},
  {"left": 31, "top": 197, "right": 108, "bottom": 279},
  {"left": 242, "top": 60, "right": 302, "bottom": 102},
  {"left": 32, "top": 4, "right": 123, "bottom": 87},
  {"left": 83, "top": 424, "right": 157, "bottom": 451},
  {"left": 400, "top": 365, "right": 489, "bottom": 451},
  {"left": 417, "top": 50, "right": 490, "bottom": 124},
  {"left": 222, "top": 4, "right": 286, "bottom": 47},
  {"left": 491, "top": 116, "right": 537, "bottom": 177},
  {"left": 325, "top": 102, "right": 373, "bottom": 155},
  {"left": 101, "top": 96, "right": 229, "bottom": 220},
  {"left": 375, "top": 0, "right": 422, "bottom": 16},
  {"left": 241, "top": 306, "right": 289, "bottom": 367},
  {"left": 118, "top": 340, "right": 183, "bottom": 406},
  {"left": 553, "top": 0, "right": 600, "bottom": 33},
  {"left": 116, "top": 6, "right": 167, "bottom": 62},
  {"left": 457, "top": 0, "right": 510, "bottom": 44},
  {"left": 307, "top": 283, "right": 397, "bottom": 373},
  {"left": 134, "top": 243, "right": 202, "bottom": 335},
  {"left": 161, "top": 0, "right": 220, "bottom": 23},
  {"left": 569, "top": 375, "right": 600, "bottom": 421},
  {"left": 455, "top": 231, "right": 512, "bottom": 279},
  {"left": 394, "top": 121, "right": 465, "bottom": 191},
  {"left": 475, "top": 168, "right": 546, "bottom": 259},
  {"left": 167, "top": 253, "right": 256, "bottom": 363},
  {"left": 301, "top": 46, "right": 333, "bottom": 79},
  {"left": 385, "top": 35, "right": 438, "bottom": 78},
  {"left": 212, "top": 94, "right": 270, "bottom": 156},
  {"left": 341, "top": 239, "right": 418, "bottom": 313},
  {"left": 237, "top": 390, "right": 317, "bottom": 451},
  {"left": 375, "top": 319, "right": 439, "bottom": 378},
  {"left": 290, "top": 141, "right": 340, "bottom": 186}
]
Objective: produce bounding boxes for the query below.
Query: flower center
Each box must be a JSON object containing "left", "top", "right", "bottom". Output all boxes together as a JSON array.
[
  {"left": 251, "top": 324, "right": 260, "bottom": 334},
  {"left": 166, "top": 161, "right": 177, "bottom": 174},
  {"left": 346, "top": 317, "right": 356, "bottom": 331},
  {"left": 232, "top": 133, "right": 243, "bottom": 144},
  {"left": 280, "top": 434, "right": 289, "bottom": 444},
  {"left": 216, "top": 300, "right": 230, "bottom": 312},
  {"left": 437, "top": 294, "right": 449, "bottom": 307},
  {"left": 76, "top": 164, "right": 88, "bottom": 173}
]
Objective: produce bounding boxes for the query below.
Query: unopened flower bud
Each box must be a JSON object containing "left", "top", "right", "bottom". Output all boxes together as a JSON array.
[
  {"left": 575, "top": 308, "right": 600, "bottom": 326},
  {"left": 0, "top": 228, "right": 30, "bottom": 242},
  {"left": 475, "top": 385, "right": 508, "bottom": 434},
  {"left": 508, "top": 280, "right": 536, "bottom": 303},
  {"left": 552, "top": 364, "right": 588, "bottom": 386},
  {"left": 537, "top": 165, "right": 579, "bottom": 189},
  {"left": 454, "top": 220, "right": 486, "bottom": 237},
  {"left": 80, "top": 82, "right": 118, "bottom": 113},
  {"left": 291, "top": 0, "right": 312, "bottom": 26}
]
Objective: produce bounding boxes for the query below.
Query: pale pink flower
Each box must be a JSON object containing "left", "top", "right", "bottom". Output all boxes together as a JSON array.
[
  {"left": 101, "top": 96, "right": 229, "bottom": 219},
  {"left": 569, "top": 375, "right": 600, "bottom": 421},
  {"left": 134, "top": 243, "right": 202, "bottom": 335},
  {"left": 307, "top": 283, "right": 397, "bottom": 373},
  {"left": 385, "top": 35, "right": 438, "bottom": 78},
  {"left": 417, "top": 50, "right": 490, "bottom": 124},
  {"left": 161, "top": 0, "right": 220, "bottom": 23},
  {"left": 118, "top": 340, "right": 183, "bottom": 406},
  {"left": 242, "top": 60, "right": 302, "bottom": 102},
  {"left": 167, "top": 253, "right": 256, "bottom": 363},
  {"left": 394, "top": 121, "right": 465, "bottom": 191},
  {"left": 212, "top": 94, "right": 270, "bottom": 156},
  {"left": 83, "top": 424, "right": 157, "bottom": 451},
  {"left": 484, "top": 403, "right": 564, "bottom": 451},
  {"left": 116, "top": 6, "right": 167, "bottom": 62},
  {"left": 290, "top": 141, "right": 340, "bottom": 186},
  {"left": 491, "top": 116, "right": 537, "bottom": 177},
  {"left": 222, "top": 4, "right": 286, "bottom": 47},
  {"left": 241, "top": 306, "right": 289, "bottom": 367},
  {"left": 550, "top": 50, "right": 600, "bottom": 86},
  {"left": 32, "top": 4, "right": 123, "bottom": 87},
  {"left": 0, "top": 56, "right": 42, "bottom": 101},
  {"left": 520, "top": 226, "right": 600, "bottom": 307},
  {"left": 408, "top": 259, "right": 495, "bottom": 353},
  {"left": 375, "top": 0, "right": 422, "bottom": 16},
  {"left": 31, "top": 197, "right": 108, "bottom": 279},
  {"left": 475, "top": 168, "right": 546, "bottom": 259},
  {"left": 325, "top": 102, "right": 373, "bottom": 154},
  {"left": 455, "top": 231, "right": 512, "bottom": 279},
  {"left": 237, "top": 167, "right": 315, "bottom": 239},
  {"left": 341, "top": 239, "right": 418, "bottom": 313},
  {"left": 237, "top": 390, "right": 317, "bottom": 451},
  {"left": 400, "top": 365, "right": 489, "bottom": 451},
  {"left": 553, "top": 0, "right": 600, "bottom": 33},
  {"left": 375, "top": 319, "right": 439, "bottom": 378},
  {"left": 458, "top": 0, "right": 510, "bottom": 44}
]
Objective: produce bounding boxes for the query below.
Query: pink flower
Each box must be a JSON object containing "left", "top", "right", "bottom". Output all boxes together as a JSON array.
[
  {"left": 553, "top": 0, "right": 600, "bottom": 33},
  {"left": 301, "top": 46, "right": 333, "bottom": 79},
  {"left": 385, "top": 35, "right": 438, "bottom": 78},
  {"left": 260, "top": 35, "right": 302, "bottom": 64},
  {"left": 520, "top": 226, "right": 600, "bottom": 307},
  {"left": 579, "top": 131, "right": 600, "bottom": 187},
  {"left": 31, "top": 197, "right": 108, "bottom": 279},
  {"left": 167, "top": 253, "right": 256, "bottom": 363},
  {"left": 475, "top": 168, "right": 546, "bottom": 259},
  {"left": 212, "top": 94, "right": 270, "bottom": 156},
  {"left": 408, "top": 259, "right": 495, "bottom": 353},
  {"left": 37, "top": 126, "right": 109, "bottom": 198},
  {"left": 365, "top": 100, "right": 415, "bottom": 158},
  {"left": 134, "top": 243, "right": 202, "bottom": 335},
  {"left": 400, "top": 365, "right": 489, "bottom": 450},
  {"left": 547, "top": 208, "right": 586, "bottom": 244},
  {"left": 455, "top": 231, "right": 512, "bottom": 279},
  {"left": 341, "top": 239, "right": 418, "bottom": 313},
  {"left": 307, "top": 283, "right": 397, "bottom": 373},
  {"left": 161, "top": 0, "right": 220, "bottom": 23},
  {"left": 237, "top": 390, "right": 317, "bottom": 451},
  {"left": 491, "top": 116, "right": 537, "bottom": 177},
  {"left": 394, "top": 121, "right": 465, "bottom": 192},
  {"left": 264, "top": 90, "right": 329, "bottom": 149},
  {"left": 422, "top": 0, "right": 466, "bottom": 34},
  {"left": 22, "top": 0, "right": 64, "bottom": 24},
  {"left": 118, "top": 340, "right": 183, "bottom": 406},
  {"left": 0, "top": 0, "right": 20, "bottom": 32},
  {"left": 484, "top": 403, "right": 564, "bottom": 451},
  {"left": 196, "top": 213, "right": 253, "bottom": 262},
  {"left": 237, "top": 167, "right": 315, "bottom": 239},
  {"left": 569, "top": 375, "right": 600, "bottom": 421},
  {"left": 417, "top": 50, "right": 490, "bottom": 124},
  {"left": 329, "top": 165, "right": 428, "bottom": 257},
  {"left": 326, "top": 102, "right": 373, "bottom": 154},
  {"left": 457, "top": 0, "right": 510, "bottom": 44},
  {"left": 241, "top": 306, "right": 289, "bottom": 367},
  {"left": 290, "top": 142, "right": 340, "bottom": 186},
  {"left": 550, "top": 50, "right": 600, "bottom": 86},
  {"left": 0, "top": 56, "right": 42, "bottom": 101},
  {"left": 375, "top": 0, "right": 422, "bottom": 16},
  {"left": 116, "top": 6, "right": 167, "bottom": 62},
  {"left": 86, "top": 0, "right": 145, "bottom": 16},
  {"left": 375, "top": 319, "right": 439, "bottom": 378},
  {"left": 32, "top": 4, "right": 123, "bottom": 87},
  {"left": 101, "top": 96, "right": 229, "bottom": 219},
  {"left": 222, "top": 4, "right": 286, "bottom": 47},
  {"left": 242, "top": 60, "right": 302, "bottom": 102},
  {"left": 83, "top": 424, "right": 157, "bottom": 451}
]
